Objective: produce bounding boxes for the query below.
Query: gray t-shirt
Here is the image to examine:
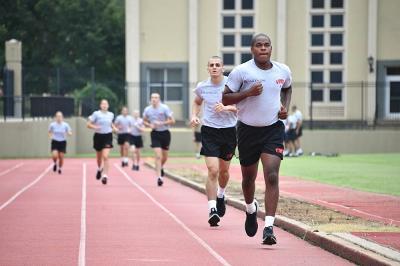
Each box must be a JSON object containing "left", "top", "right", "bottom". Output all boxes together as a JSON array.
[
  {"left": 130, "top": 117, "right": 144, "bottom": 136},
  {"left": 115, "top": 114, "right": 132, "bottom": 134},
  {"left": 143, "top": 103, "right": 173, "bottom": 132},
  {"left": 88, "top": 110, "right": 114, "bottom": 134},
  {"left": 194, "top": 76, "right": 237, "bottom": 128},
  {"left": 226, "top": 59, "right": 292, "bottom": 127},
  {"left": 48, "top": 121, "right": 71, "bottom": 141}
]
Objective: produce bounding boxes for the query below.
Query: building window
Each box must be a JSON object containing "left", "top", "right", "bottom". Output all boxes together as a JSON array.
[
  {"left": 147, "top": 68, "right": 183, "bottom": 102},
  {"left": 221, "top": 0, "right": 255, "bottom": 69},
  {"left": 309, "top": 0, "right": 345, "bottom": 104}
]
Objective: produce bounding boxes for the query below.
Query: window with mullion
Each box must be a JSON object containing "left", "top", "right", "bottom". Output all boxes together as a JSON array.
[
  {"left": 309, "top": 0, "right": 345, "bottom": 103},
  {"left": 221, "top": 0, "right": 255, "bottom": 67}
]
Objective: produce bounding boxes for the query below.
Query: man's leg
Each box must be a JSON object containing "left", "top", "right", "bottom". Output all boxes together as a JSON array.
[
  {"left": 216, "top": 159, "right": 231, "bottom": 217},
  {"left": 205, "top": 156, "right": 220, "bottom": 226},
  {"left": 161, "top": 149, "right": 169, "bottom": 169},
  {"left": 241, "top": 161, "right": 260, "bottom": 237},
  {"left": 102, "top": 148, "right": 111, "bottom": 176},
  {"left": 51, "top": 150, "right": 58, "bottom": 172},
  {"left": 205, "top": 157, "right": 219, "bottom": 200},
  {"left": 260, "top": 152, "right": 281, "bottom": 245},
  {"left": 154, "top": 147, "right": 162, "bottom": 177},
  {"left": 95, "top": 150, "right": 103, "bottom": 180},
  {"left": 241, "top": 161, "right": 259, "bottom": 205},
  {"left": 58, "top": 152, "right": 64, "bottom": 174}
]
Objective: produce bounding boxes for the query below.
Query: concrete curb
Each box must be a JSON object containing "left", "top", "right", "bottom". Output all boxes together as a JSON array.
[{"left": 145, "top": 162, "right": 399, "bottom": 266}]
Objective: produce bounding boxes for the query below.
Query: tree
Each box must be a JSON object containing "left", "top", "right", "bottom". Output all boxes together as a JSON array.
[{"left": 0, "top": 0, "right": 124, "bottom": 101}]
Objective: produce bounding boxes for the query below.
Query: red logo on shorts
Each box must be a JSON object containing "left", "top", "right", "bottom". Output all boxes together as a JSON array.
[
  {"left": 275, "top": 148, "right": 284, "bottom": 154},
  {"left": 226, "top": 153, "right": 233, "bottom": 160}
]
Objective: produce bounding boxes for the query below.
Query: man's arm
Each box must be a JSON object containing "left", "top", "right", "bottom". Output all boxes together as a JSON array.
[
  {"left": 190, "top": 96, "right": 203, "bottom": 126},
  {"left": 278, "top": 86, "right": 292, "bottom": 119},
  {"left": 222, "top": 84, "right": 263, "bottom": 105}
]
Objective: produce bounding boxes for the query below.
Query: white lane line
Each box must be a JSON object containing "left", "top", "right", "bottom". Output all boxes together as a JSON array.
[
  {"left": 78, "top": 163, "right": 87, "bottom": 266},
  {"left": 0, "top": 162, "right": 24, "bottom": 177},
  {"left": 0, "top": 164, "right": 52, "bottom": 211},
  {"left": 115, "top": 164, "right": 231, "bottom": 266}
]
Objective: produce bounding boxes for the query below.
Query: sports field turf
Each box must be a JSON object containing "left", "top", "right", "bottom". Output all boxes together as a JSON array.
[{"left": 279, "top": 153, "right": 400, "bottom": 196}]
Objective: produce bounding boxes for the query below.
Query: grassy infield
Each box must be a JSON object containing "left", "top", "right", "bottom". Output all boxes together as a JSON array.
[{"left": 76, "top": 152, "right": 400, "bottom": 196}]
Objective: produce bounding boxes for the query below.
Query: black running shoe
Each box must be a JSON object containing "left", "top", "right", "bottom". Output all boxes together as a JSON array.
[
  {"left": 121, "top": 161, "right": 125, "bottom": 167},
  {"left": 136, "top": 165, "right": 140, "bottom": 171},
  {"left": 216, "top": 196, "right": 226, "bottom": 217},
  {"left": 161, "top": 168, "right": 165, "bottom": 177},
  {"left": 58, "top": 169, "right": 62, "bottom": 174},
  {"left": 157, "top": 177, "right": 163, "bottom": 186},
  {"left": 96, "top": 169, "right": 102, "bottom": 180},
  {"left": 53, "top": 164, "right": 57, "bottom": 172},
  {"left": 262, "top": 226, "right": 277, "bottom": 245},
  {"left": 101, "top": 176, "right": 107, "bottom": 185},
  {"left": 208, "top": 208, "right": 220, "bottom": 227},
  {"left": 245, "top": 200, "right": 258, "bottom": 237},
  {"left": 132, "top": 164, "right": 136, "bottom": 171}
]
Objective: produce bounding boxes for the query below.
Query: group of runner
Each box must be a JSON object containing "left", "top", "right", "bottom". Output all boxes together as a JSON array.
[{"left": 47, "top": 33, "right": 293, "bottom": 246}]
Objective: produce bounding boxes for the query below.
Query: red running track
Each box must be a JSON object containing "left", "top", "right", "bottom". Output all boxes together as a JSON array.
[{"left": 0, "top": 158, "right": 350, "bottom": 265}]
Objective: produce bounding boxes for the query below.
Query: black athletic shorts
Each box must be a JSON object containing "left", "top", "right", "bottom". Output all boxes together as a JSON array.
[
  {"left": 297, "top": 126, "right": 303, "bottom": 138},
  {"left": 151, "top": 130, "right": 171, "bottom": 150},
  {"left": 51, "top": 140, "right": 67, "bottom": 153},
  {"left": 93, "top": 133, "right": 113, "bottom": 151},
  {"left": 200, "top": 125, "right": 237, "bottom": 161},
  {"left": 130, "top": 135, "right": 144, "bottom": 148},
  {"left": 287, "top": 129, "right": 297, "bottom": 141},
  {"left": 117, "top": 133, "right": 131, "bottom": 145},
  {"left": 194, "top": 131, "right": 202, "bottom": 143},
  {"left": 237, "top": 120, "right": 284, "bottom": 166}
]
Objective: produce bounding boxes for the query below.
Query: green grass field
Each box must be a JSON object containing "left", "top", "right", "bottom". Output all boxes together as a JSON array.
[
  {"left": 278, "top": 153, "right": 400, "bottom": 196},
  {"left": 163, "top": 153, "right": 400, "bottom": 197}
]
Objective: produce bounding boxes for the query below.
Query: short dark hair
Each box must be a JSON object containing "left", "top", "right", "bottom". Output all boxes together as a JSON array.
[
  {"left": 251, "top": 33, "right": 271, "bottom": 47},
  {"left": 208, "top": 55, "right": 223, "bottom": 66}
]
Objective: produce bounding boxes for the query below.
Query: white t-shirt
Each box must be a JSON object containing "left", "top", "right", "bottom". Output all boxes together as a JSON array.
[
  {"left": 88, "top": 110, "right": 114, "bottom": 134},
  {"left": 143, "top": 104, "right": 173, "bottom": 132},
  {"left": 115, "top": 114, "right": 133, "bottom": 134},
  {"left": 294, "top": 109, "right": 303, "bottom": 122},
  {"left": 194, "top": 76, "right": 237, "bottom": 128},
  {"left": 130, "top": 117, "right": 144, "bottom": 136},
  {"left": 287, "top": 115, "right": 298, "bottom": 130},
  {"left": 48, "top": 121, "right": 71, "bottom": 141},
  {"left": 226, "top": 59, "right": 292, "bottom": 127}
]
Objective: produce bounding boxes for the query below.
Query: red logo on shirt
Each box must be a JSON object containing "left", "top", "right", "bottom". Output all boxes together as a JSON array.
[{"left": 276, "top": 79, "right": 285, "bottom": 85}]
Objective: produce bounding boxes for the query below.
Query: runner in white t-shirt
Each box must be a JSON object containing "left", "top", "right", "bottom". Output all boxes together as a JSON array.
[
  {"left": 87, "top": 99, "right": 118, "bottom": 185},
  {"left": 191, "top": 56, "right": 237, "bottom": 227},
  {"left": 292, "top": 105, "right": 304, "bottom": 156},
  {"left": 48, "top": 111, "right": 72, "bottom": 174},
  {"left": 115, "top": 107, "right": 133, "bottom": 167},
  {"left": 222, "top": 33, "right": 292, "bottom": 245},
  {"left": 143, "top": 93, "right": 175, "bottom": 186},
  {"left": 129, "top": 110, "right": 145, "bottom": 171}
]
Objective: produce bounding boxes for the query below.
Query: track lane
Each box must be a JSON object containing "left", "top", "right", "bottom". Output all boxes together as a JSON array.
[
  {"left": 119, "top": 160, "right": 351, "bottom": 266},
  {"left": 0, "top": 159, "right": 83, "bottom": 265},
  {"left": 85, "top": 159, "right": 221, "bottom": 265}
]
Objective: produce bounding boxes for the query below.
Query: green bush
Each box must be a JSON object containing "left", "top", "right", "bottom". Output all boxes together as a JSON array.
[{"left": 74, "top": 82, "right": 119, "bottom": 114}]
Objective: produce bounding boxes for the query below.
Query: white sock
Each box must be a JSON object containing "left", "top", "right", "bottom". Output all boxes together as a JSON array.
[
  {"left": 208, "top": 200, "right": 217, "bottom": 212},
  {"left": 158, "top": 176, "right": 163, "bottom": 180},
  {"left": 246, "top": 199, "right": 257, "bottom": 214},
  {"left": 265, "top": 216, "right": 275, "bottom": 228},
  {"left": 98, "top": 167, "right": 103, "bottom": 172},
  {"left": 124, "top": 157, "right": 129, "bottom": 163},
  {"left": 217, "top": 186, "right": 225, "bottom": 198}
]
